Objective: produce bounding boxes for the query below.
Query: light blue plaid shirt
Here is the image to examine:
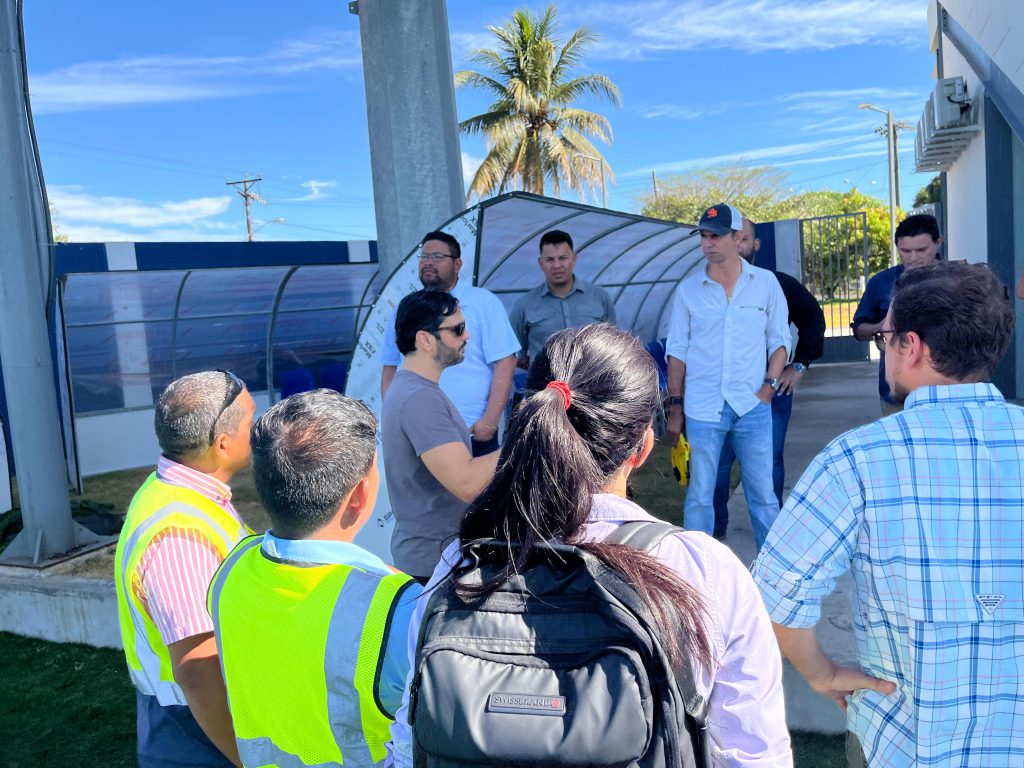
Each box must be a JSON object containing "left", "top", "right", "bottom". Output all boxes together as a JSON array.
[{"left": 752, "top": 383, "right": 1024, "bottom": 767}]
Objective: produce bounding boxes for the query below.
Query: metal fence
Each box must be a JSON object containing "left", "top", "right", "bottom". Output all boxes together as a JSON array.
[{"left": 799, "top": 212, "right": 870, "bottom": 362}]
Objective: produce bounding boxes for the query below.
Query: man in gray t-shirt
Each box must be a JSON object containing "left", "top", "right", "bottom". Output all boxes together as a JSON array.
[{"left": 381, "top": 290, "right": 499, "bottom": 579}]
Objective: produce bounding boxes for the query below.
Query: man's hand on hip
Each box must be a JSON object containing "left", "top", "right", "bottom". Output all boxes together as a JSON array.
[
  {"left": 807, "top": 661, "right": 898, "bottom": 713},
  {"left": 470, "top": 419, "right": 497, "bottom": 442}
]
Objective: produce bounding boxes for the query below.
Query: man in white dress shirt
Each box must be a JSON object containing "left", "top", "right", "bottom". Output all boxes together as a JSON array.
[{"left": 664, "top": 203, "right": 789, "bottom": 550}]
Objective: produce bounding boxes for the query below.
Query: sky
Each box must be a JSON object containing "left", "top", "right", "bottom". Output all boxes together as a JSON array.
[{"left": 23, "top": 0, "right": 940, "bottom": 243}]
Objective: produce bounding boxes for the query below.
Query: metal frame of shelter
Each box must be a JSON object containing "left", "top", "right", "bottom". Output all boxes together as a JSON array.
[{"left": 350, "top": 192, "right": 705, "bottom": 353}]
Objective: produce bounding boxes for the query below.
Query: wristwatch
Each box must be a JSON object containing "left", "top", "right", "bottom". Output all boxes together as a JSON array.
[
  {"left": 790, "top": 362, "right": 806, "bottom": 374},
  {"left": 664, "top": 395, "right": 684, "bottom": 407},
  {"left": 763, "top": 377, "right": 780, "bottom": 390}
]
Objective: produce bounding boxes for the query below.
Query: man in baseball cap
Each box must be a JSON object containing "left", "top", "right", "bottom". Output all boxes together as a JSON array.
[
  {"left": 664, "top": 203, "right": 790, "bottom": 551},
  {"left": 695, "top": 203, "right": 744, "bottom": 235}
]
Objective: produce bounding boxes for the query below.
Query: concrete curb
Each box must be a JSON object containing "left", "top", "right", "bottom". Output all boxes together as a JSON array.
[{"left": 0, "top": 572, "right": 120, "bottom": 649}]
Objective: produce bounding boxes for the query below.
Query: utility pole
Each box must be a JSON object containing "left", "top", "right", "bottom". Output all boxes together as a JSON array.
[
  {"left": 651, "top": 171, "right": 660, "bottom": 200},
  {"left": 226, "top": 176, "right": 264, "bottom": 242}
]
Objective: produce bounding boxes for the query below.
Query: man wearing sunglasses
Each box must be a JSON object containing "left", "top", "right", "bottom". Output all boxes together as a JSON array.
[
  {"left": 115, "top": 371, "right": 256, "bottom": 768},
  {"left": 754, "top": 262, "right": 1023, "bottom": 767},
  {"left": 380, "top": 230, "right": 519, "bottom": 456},
  {"left": 381, "top": 290, "right": 500, "bottom": 581}
]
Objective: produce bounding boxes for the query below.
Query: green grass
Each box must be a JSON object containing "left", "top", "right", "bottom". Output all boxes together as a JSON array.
[
  {"left": 0, "top": 629, "right": 843, "bottom": 766},
  {"left": 0, "top": 632, "right": 135, "bottom": 768},
  {"left": 0, "top": 450, "right": 843, "bottom": 766}
]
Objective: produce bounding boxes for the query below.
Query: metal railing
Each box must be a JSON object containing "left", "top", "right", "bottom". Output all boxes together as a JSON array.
[{"left": 799, "top": 212, "right": 868, "bottom": 341}]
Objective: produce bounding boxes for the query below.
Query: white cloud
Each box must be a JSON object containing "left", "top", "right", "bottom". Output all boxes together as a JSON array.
[
  {"left": 570, "top": 0, "right": 927, "bottom": 58},
  {"left": 30, "top": 29, "right": 362, "bottom": 113},
  {"left": 49, "top": 186, "right": 235, "bottom": 241},
  {"left": 623, "top": 134, "right": 872, "bottom": 177},
  {"left": 289, "top": 179, "right": 338, "bottom": 202},
  {"left": 636, "top": 103, "right": 724, "bottom": 121},
  {"left": 461, "top": 150, "right": 483, "bottom": 183}
]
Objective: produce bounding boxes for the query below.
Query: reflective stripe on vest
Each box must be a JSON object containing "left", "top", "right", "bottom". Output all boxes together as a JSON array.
[
  {"left": 208, "top": 538, "right": 413, "bottom": 768},
  {"left": 114, "top": 474, "right": 249, "bottom": 705}
]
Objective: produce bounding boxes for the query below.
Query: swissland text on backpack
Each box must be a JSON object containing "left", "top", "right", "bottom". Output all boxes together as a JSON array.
[{"left": 410, "top": 521, "right": 709, "bottom": 768}]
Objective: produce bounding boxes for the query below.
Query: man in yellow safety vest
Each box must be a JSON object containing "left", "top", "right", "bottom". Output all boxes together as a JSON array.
[
  {"left": 115, "top": 370, "right": 256, "bottom": 767},
  {"left": 209, "top": 388, "right": 422, "bottom": 767}
]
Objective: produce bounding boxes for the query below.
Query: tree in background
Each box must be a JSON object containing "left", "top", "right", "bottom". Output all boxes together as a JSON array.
[
  {"left": 456, "top": 5, "right": 620, "bottom": 201},
  {"left": 49, "top": 202, "right": 69, "bottom": 244},
  {"left": 913, "top": 175, "right": 941, "bottom": 207},
  {"left": 639, "top": 165, "right": 798, "bottom": 224},
  {"left": 640, "top": 166, "right": 898, "bottom": 299}
]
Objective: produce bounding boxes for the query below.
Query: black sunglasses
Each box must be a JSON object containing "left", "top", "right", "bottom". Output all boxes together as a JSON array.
[
  {"left": 435, "top": 321, "right": 466, "bottom": 337},
  {"left": 871, "top": 329, "right": 899, "bottom": 351},
  {"left": 209, "top": 370, "right": 245, "bottom": 444}
]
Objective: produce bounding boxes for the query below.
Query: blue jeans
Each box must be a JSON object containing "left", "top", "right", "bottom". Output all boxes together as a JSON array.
[
  {"left": 713, "top": 391, "right": 794, "bottom": 537},
  {"left": 685, "top": 401, "right": 780, "bottom": 551}
]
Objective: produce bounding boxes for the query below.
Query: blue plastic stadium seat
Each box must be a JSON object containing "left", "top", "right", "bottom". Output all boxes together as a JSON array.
[
  {"left": 280, "top": 368, "right": 315, "bottom": 399},
  {"left": 320, "top": 363, "right": 349, "bottom": 394}
]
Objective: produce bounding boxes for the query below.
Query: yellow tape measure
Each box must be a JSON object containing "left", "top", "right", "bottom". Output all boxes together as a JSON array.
[{"left": 671, "top": 435, "right": 690, "bottom": 489}]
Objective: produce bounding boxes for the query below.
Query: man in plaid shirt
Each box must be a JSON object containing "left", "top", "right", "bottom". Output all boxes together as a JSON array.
[{"left": 752, "top": 262, "right": 1022, "bottom": 767}]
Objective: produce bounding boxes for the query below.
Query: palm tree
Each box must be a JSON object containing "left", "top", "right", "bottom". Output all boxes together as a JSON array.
[{"left": 456, "top": 5, "right": 621, "bottom": 202}]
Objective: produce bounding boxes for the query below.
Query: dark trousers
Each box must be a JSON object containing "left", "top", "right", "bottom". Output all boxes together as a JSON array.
[
  {"left": 846, "top": 731, "right": 868, "bottom": 768},
  {"left": 136, "top": 691, "right": 233, "bottom": 768},
  {"left": 713, "top": 390, "right": 794, "bottom": 537},
  {"left": 471, "top": 435, "right": 499, "bottom": 457}
]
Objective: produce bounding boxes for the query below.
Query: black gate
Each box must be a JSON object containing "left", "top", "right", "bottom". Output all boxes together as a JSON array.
[{"left": 799, "top": 212, "right": 871, "bottom": 363}]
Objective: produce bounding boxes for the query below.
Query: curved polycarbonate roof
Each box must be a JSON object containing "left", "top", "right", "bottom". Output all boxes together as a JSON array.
[
  {"left": 469, "top": 193, "right": 703, "bottom": 343},
  {"left": 61, "top": 262, "right": 381, "bottom": 414}
]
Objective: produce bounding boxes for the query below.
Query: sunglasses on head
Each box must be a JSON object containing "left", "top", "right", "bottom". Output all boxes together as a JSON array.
[{"left": 210, "top": 370, "right": 245, "bottom": 444}]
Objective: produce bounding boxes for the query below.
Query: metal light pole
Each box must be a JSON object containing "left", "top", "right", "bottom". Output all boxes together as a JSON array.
[
  {"left": 1, "top": 0, "right": 104, "bottom": 565},
  {"left": 859, "top": 103, "right": 898, "bottom": 266}
]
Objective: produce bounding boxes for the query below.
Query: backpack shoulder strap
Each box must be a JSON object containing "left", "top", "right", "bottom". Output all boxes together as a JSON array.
[{"left": 602, "top": 520, "right": 682, "bottom": 552}]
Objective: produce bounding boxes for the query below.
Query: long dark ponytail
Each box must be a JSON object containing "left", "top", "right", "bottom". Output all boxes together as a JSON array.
[{"left": 456, "top": 323, "right": 714, "bottom": 670}]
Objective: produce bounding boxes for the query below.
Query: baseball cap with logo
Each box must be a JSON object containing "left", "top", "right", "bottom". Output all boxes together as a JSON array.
[{"left": 696, "top": 203, "right": 743, "bottom": 235}]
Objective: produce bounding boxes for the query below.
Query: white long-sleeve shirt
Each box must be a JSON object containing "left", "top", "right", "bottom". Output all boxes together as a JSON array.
[{"left": 666, "top": 260, "right": 790, "bottom": 422}]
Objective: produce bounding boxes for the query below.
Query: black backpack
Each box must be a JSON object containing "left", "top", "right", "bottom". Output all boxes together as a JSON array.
[{"left": 410, "top": 521, "right": 709, "bottom": 768}]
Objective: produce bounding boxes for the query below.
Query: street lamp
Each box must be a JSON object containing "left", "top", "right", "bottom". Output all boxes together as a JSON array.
[
  {"left": 858, "top": 103, "right": 899, "bottom": 265},
  {"left": 251, "top": 217, "right": 285, "bottom": 240}
]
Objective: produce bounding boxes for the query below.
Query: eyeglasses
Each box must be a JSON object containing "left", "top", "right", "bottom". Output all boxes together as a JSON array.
[
  {"left": 209, "top": 370, "right": 245, "bottom": 444},
  {"left": 435, "top": 321, "right": 467, "bottom": 337},
  {"left": 419, "top": 251, "right": 455, "bottom": 263},
  {"left": 872, "top": 329, "right": 900, "bottom": 352}
]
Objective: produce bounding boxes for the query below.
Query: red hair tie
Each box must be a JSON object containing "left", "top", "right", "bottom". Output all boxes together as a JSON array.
[{"left": 546, "top": 380, "right": 572, "bottom": 411}]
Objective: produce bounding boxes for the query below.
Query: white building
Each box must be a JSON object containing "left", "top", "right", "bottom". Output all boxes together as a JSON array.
[{"left": 920, "top": 2, "right": 1024, "bottom": 397}]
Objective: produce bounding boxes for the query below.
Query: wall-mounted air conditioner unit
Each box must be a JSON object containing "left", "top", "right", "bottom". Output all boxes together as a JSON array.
[{"left": 914, "top": 78, "right": 980, "bottom": 172}]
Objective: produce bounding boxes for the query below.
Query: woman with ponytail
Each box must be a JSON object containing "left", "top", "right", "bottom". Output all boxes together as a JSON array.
[{"left": 390, "top": 324, "right": 791, "bottom": 767}]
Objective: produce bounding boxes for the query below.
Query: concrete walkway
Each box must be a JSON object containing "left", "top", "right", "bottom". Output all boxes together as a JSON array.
[{"left": 723, "top": 359, "right": 881, "bottom": 734}]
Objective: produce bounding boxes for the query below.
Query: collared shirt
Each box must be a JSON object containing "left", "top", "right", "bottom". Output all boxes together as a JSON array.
[
  {"left": 390, "top": 494, "right": 792, "bottom": 768},
  {"left": 666, "top": 260, "right": 790, "bottom": 421},
  {"left": 135, "top": 457, "right": 244, "bottom": 644},
  {"left": 382, "top": 281, "right": 520, "bottom": 427},
  {"left": 852, "top": 264, "right": 904, "bottom": 403},
  {"left": 260, "top": 531, "right": 423, "bottom": 718},
  {"left": 752, "top": 383, "right": 1024, "bottom": 767},
  {"left": 509, "top": 277, "right": 617, "bottom": 361},
  {"left": 772, "top": 270, "right": 825, "bottom": 368}
]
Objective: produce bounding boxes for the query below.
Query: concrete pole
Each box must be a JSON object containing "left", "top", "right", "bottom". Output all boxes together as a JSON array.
[
  {"left": 0, "top": 0, "right": 100, "bottom": 564},
  {"left": 352, "top": 0, "right": 466, "bottom": 279}
]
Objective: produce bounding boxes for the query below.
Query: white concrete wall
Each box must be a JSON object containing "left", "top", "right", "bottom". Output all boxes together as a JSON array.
[
  {"left": 75, "top": 391, "right": 273, "bottom": 477},
  {"left": 939, "top": 1, "right": 1024, "bottom": 96},
  {"left": 0, "top": 572, "right": 120, "bottom": 648}
]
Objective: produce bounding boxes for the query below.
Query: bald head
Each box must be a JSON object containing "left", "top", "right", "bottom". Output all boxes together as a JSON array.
[{"left": 738, "top": 218, "right": 760, "bottom": 264}]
